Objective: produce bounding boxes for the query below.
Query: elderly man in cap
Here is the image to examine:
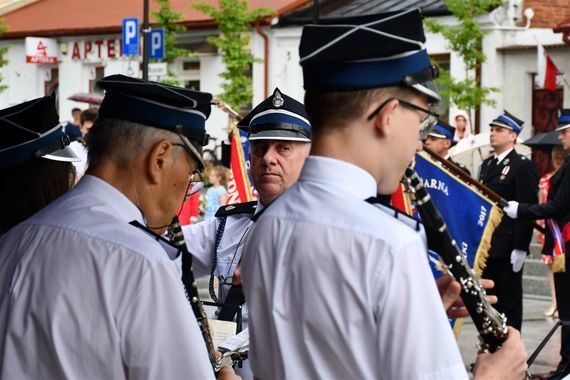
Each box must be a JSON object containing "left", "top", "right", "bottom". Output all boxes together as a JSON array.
[
  {"left": 424, "top": 120, "right": 470, "bottom": 174},
  {"left": 478, "top": 110, "right": 538, "bottom": 332},
  {"left": 0, "top": 95, "right": 79, "bottom": 235},
  {"left": 504, "top": 109, "right": 570, "bottom": 380},
  {"left": 183, "top": 88, "right": 311, "bottom": 379},
  {"left": 0, "top": 75, "right": 239, "bottom": 379},
  {"left": 241, "top": 10, "right": 527, "bottom": 380}
]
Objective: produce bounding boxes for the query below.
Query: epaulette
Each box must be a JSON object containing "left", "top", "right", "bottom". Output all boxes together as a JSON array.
[
  {"left": 365, "top": 197, "right": 423, "bottom": 231},
  {"left": 215, "top": 201, "right": 257, "bottom": 217}
]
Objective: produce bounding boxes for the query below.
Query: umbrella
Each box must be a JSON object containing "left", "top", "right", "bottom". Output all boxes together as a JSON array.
[
  {"left": 68, "top": 92, "right": 104, "bottom": 105},
  {"left": 448, "top": 132, "right": 531, "bottom": 175},
  {"left": 523, "top": 131, "right": 561, "bottom": 152}
]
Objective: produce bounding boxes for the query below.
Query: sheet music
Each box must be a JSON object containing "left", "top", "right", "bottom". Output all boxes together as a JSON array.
[
  {"left": 218, "top": 328, "right": 249, "bottom": 353},
  {"left": 208, "top": 319, "right": 237, "bottom": 350}
]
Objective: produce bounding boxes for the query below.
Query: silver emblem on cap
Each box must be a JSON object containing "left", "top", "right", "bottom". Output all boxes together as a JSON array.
[{"left": 272, "top": 89, "right": 284, "bottom": 108}]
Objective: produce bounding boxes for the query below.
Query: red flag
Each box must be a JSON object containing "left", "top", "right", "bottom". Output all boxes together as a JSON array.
[
  {"left": 390, "top": 183, "right": 414, "bottom": 216},
  {"left": 226, "top": 124, "right": 254, "bottom": 204},
  {"left": 537, "top": 44, "right": 559, "bottom": 91}
]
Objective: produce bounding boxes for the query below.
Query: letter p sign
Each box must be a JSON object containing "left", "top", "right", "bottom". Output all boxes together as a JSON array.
[
  {"left": 149, "top": 28, "right": 165, "bottom": 60},
  {"left": 122, "top": 18, "right": 139, "bottom": 56}
]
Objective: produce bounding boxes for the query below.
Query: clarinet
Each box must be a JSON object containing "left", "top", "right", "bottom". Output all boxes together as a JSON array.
[{"left": 404, "top": 167, "right": 508, "bottom": 353}]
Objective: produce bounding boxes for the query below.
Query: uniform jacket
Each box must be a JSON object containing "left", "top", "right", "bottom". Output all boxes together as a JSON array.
[
  {"left": 479, "top": 149, "right": 538, "bottom": 258},
  {"left": 449, "top": 157, "right": 471, "bottom": 176},
  {"left": 519, "top": 156, "right": 570, "bottom": 257}
]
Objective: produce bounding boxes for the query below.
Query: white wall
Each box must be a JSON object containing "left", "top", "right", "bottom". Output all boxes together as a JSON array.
[{"left": 252, "top": 25, "right": 304, "bottom": 106}]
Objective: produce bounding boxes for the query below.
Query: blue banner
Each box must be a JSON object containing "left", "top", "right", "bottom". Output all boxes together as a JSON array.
[{"left": 414, "top": 152, "right": 502, "bottom": 279}]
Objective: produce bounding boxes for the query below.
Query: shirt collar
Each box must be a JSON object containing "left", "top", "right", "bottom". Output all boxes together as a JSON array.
[
  {"left": 254, "top": 200, "right": 265, "bottom": 215},
  {"left": 75, "top": 175, "right": 146, "bottom": 225},
  {"left": 494, "top": 147, "right": 513, "bottom": 163},
  {"left": 300, "top": 156, "right": 377, "bottom": 199}
]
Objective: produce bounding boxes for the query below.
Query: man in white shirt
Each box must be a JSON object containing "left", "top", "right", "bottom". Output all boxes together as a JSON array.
[
  {"left": 241, "top": 10, "right": 528, "bottom": 380},
  {"left": 0, "top": 75, "right": 239, "bottom": 379}
]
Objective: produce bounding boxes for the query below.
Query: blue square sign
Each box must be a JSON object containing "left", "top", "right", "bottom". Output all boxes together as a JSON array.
[
  {"left": 149, "top": 28, "right": 165, "bottom": 60},
  {"left": 122, "top": 18, "right": 139, "bottom": 56}
]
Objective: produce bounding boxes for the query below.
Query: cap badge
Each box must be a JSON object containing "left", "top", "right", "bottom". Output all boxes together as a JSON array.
[{"left": 272, "top": 89, "right": 284, "bottom": 108}]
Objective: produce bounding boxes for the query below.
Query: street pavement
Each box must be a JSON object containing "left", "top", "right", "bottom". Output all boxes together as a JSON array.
[{"left": 458, "top": 296, "right": 562, "bottom": 377}]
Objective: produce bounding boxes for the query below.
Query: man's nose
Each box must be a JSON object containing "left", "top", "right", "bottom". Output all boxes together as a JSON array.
[{"left": 263, "top": 147, "right": 278, "bottom": 163}]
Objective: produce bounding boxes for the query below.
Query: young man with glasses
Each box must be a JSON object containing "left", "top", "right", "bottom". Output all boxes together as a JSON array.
[
  {"left": 0, "top": 75, "right": 239, "bottom": 380},
  {"left": 240, "top": 10, "right": 527, "bottom": 379}
]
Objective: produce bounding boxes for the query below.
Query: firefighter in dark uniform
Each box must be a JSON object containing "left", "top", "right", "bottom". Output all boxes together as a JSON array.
[
  {"left": 423, "top": 120, "right": 470, "bottom": 175},
  {"left": 478, "top": 110, "right": 538, "bottom": 332},
  {"left": 504, "top": 109, "right": 570, "bottom": 379}
]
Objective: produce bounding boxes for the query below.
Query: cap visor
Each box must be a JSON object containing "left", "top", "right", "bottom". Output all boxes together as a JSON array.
[
  {"left": 42, "top": 146, "right": 80, "bottom": 163},
  {"left": 411, "top": 81, "right": 441, "bottom": 104},
  {"left": 428, "top": 132, "right": 448, "bottom": 139},
  {"left": 555, "top": 124, "right": 570, "bottom": 132},
  {"left": 249, "top": 129, "right": 311, "bottom": 142},
  {"left": 489, "top": 122, "right": 514, "bottom": 131}
]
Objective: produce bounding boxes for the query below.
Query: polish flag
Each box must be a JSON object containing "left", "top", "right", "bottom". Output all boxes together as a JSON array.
[{"left": 537, "top": 44, "right": 559, "bottom": 91}]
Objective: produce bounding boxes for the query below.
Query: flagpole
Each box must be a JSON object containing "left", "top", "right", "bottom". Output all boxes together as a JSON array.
[{"left": 422, "top": 145, "right": 546, "bottom": 233}]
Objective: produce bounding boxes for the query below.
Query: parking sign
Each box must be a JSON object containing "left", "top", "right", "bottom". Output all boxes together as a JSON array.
[
  {"left": 149, "top": 28, "right": 165, "bottom": 60},
  {"left": 122, "top": 18, "right": 139, "bottom": 56}
]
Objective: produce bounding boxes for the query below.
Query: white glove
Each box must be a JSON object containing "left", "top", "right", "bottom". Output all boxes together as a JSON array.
[
  {"left": 510, "top": 249, "right": 526, "bottom": 273},
  {"left": 504, "top": 201, "right": 519, "bottom": 219}
]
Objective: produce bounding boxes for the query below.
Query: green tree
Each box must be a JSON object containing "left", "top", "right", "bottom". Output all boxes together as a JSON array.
[
  {"left": 424, "top": 0, "right": 502, "bottom": 119},
  {"left": 193, "top": 0, "right": 272, "bottom": 110},
  {"left": 152, "top": 0, "right": 194, "bottom": 85},
  {"left": 0, "top": 19, "right": 9, "bottom": 91}
]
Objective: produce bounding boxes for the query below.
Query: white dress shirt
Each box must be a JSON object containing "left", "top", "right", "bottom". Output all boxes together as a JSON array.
[
  {"left": 183, "top": 203, "right": 264, "bottom": 326},
  {"left": 241, "top": 156, "right": 467, "bottom": 380},
  {"left": 0, "top": 175, "right": 214, "bottom": 379}
]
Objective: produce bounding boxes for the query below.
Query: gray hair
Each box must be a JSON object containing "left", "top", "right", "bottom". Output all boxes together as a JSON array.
[{"left": 84, "top": 118, "right": 179, "bottom": 169}]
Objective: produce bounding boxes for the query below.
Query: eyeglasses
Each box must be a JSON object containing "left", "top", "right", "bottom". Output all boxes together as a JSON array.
[
  {"left": 187, "top": 171, "right": 205, "bottom": 196},
  {"left": 367, "top": 97, "right": 439, "bottom": 140},
  {"left": 171, "top": 142, "right": 204, "bottom": 197}
]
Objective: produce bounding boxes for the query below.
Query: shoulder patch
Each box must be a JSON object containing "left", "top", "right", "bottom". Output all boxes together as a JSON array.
[
  {"left": 365, "top": 196, "right": 423, "bottom": 231},
  {"left": 215, "top": 201, "right": 257, "bottom": 217}
]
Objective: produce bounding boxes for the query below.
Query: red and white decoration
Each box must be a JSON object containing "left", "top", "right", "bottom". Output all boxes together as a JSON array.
[{"left": 537, "top": 44, "right": 559, "bottom": 92}]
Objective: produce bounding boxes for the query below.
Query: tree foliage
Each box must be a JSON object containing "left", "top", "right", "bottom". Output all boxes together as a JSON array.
[
  {"left": 0, "top": 19, "right": 9, "bottom": 91},
  {"left": 152, "top": 0, "right": 194, "bottom": 85},
  {"left": 193, "top": 0, "right": 273, "bottom": 110},
  {"left": 424, "top": 0, "right": 502, "bottom": 113}
]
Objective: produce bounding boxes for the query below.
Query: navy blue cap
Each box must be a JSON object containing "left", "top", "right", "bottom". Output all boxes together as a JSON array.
[
  {"left": 238, "top": 88, "right": 311, "bottom": 142},
  {"left": 428, "top": 121, "right": 455, "bottom": 140},
  {"left": 299, "top": 9, "right": 440, "bottom": 103},
  {"left": 490, "top": 110, "right": 524, "bottom": 135},
  {"left": 97, "top": 74, "right": 212, "bottom": 171},
  {"left": 556, "top": 109, "right": 570, "bottom": 132},
  {"left": 0, "top": 96, "right": 79, "bottom": 169}
]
